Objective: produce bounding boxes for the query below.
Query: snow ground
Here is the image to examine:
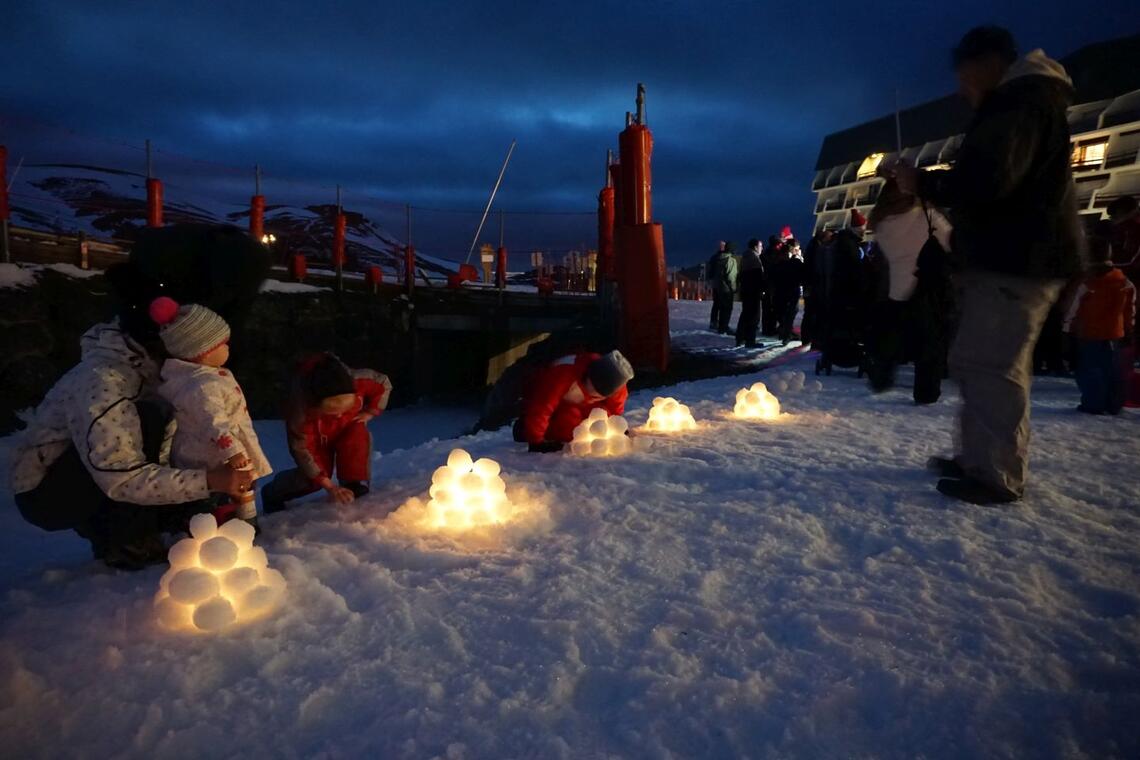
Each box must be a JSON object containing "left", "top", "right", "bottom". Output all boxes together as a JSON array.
[
  {"left": 669, "top": 297, "right": 805, "bottom": 368},
  {"left": 2, "top": 348, "right": 1138, "bottom": 758}
]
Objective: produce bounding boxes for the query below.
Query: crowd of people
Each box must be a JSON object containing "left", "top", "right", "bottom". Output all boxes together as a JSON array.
[
  {"left": 705, "top": 26, "right": 1137, "bottom": 505},
  {"left": 705, "top": 228, "right": 807, "bottom": 348}
]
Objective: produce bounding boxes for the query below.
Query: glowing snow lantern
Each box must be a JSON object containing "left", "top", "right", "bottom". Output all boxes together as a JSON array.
[
  {"left": 154, "top": 514, "right": 286, "bottom": 633},
  {"left": 570, "top": 408, "right": 631, "bottom": 457},
  {"left": 733, "top": 382, "right": 781, "bottom": 420},
  {"left": 645, "top": 396, "right": 698, "bottom": 432},
  {"left": 424, "top": 449, "right": 513, "bottom": 529}
]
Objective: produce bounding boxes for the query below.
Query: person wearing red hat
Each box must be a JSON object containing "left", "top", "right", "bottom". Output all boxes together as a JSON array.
[{"left": 814, "top": 209, "right": 870, "bottom": 372}]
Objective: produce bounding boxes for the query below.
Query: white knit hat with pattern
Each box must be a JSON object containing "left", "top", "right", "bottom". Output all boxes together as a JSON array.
[{"left": 149, "top": 297, "right": 230, "bottom": 360}]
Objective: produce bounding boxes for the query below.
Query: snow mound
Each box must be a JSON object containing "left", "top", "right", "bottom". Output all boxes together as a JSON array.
[
  {"left": 259, "top": 280, "right": 330, "bottom": 294},
  {"left": 768, "top": 369, "right": 822, "bottom": 395},
  {"left": 734, "top": 381, "right": 781, "bottom": 419},
  {"left": 154, "top": 515, "right": 286, "bottom": 633},
  {"left": 570, "top": 408, "right": 631, "bottom": 457},
  {"left": 644, "top": 396, "right": 698, "bottom": 432},
  {"left": 0, "top": 263, "right": 38, "bottom": 290}
]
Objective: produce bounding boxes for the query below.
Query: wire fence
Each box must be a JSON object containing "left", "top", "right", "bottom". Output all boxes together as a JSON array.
[{"left": 1, "top": 113, "right": 599, "bottom": 279}]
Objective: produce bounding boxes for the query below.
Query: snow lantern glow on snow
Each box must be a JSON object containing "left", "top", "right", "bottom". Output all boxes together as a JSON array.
[
  {"left": 570, "top": 408, "right": 632, "bottom": 457},
  {"left": 422, "top": 449, "right": 514, "bottom": 530},
  {"left": 154, "top": 514, "right": 286, "bottom": 633},
  {"left": 733, "top": 382, "right": 781, "bottom": 420},
  {"left": 644, "top": 396, "right": 698, "bottom": 432}
]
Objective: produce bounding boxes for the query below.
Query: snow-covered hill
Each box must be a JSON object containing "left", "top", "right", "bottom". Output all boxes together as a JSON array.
[
  {"left": 7, "top": 161, "right": 458, "bottom": 277},
  {"left": 1, "top": 349, "right": 1137, "bottom": 758}
]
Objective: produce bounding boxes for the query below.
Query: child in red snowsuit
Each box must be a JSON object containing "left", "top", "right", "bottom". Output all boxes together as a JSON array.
[
  {"left": 515, "top": 350, "right": 634, "bottom": 452},
  {"left": 262, "top": 353, "right": 392, "bottom": 510},
  {"left": 1063, "top": 236, "right": 1136, "bottom": 416}
]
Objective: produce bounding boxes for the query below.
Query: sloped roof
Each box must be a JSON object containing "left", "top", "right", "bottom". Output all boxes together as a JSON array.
[{"left": 815, "top": 33, "right": 1140, "bottom": 171}]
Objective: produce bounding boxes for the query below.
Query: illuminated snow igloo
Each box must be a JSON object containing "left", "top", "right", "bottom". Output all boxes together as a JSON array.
[
  {"left": 644, "top": 397, "right": 698, "bottom": 432},
  {"left": 733, "top": 382, "right": 781, "bottom": 420},
  {"left": 154, "top": 514, "right": 286, "bottom": 633},
  {"left": 422, "top": 449, "right": 516, "bottom": 529},
  {"left": 570, "top": 408, "right": 631, "bottom": 456}
]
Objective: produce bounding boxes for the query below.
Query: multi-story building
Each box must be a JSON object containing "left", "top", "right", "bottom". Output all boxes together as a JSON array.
[{"left": 811, "top": 34, "right": 1140, "bottom": 236}]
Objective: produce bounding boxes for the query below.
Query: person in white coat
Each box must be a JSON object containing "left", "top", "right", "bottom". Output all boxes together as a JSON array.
[
  {"left": 867, "top": 178, "right": 954, "bottom": 404},
  {"left": 11, "top": 224, "right": 266, "bottom": 569},
  {"left": 150, "top": 297, "right": 272, "bottom": 526}
]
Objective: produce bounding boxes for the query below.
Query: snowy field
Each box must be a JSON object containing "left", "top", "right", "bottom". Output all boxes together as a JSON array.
[{"left": 1, "top": 343, "right": 1138, "bottom": 758}]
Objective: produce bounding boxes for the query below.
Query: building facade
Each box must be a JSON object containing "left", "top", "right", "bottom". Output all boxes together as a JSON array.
[{"left": 811, "top": 35, "right": 1140, "bottom": 236}]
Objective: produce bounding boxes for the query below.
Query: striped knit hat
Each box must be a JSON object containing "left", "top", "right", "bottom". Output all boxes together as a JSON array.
[{"left": 149, "top": 297, "right": 231, "bottom": 360}]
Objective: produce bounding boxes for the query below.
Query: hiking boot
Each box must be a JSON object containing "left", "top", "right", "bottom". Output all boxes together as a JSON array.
[
  {"left": 936, "top": 477, "right": 1019, "bottom": 506},
  {"left": 927, "top": 456, "right": 965, "bottom": 479}
]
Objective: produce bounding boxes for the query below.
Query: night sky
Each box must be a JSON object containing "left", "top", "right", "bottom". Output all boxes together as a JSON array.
[{"left": 4, "top": 1, "right": 1138, "bottom": 265}]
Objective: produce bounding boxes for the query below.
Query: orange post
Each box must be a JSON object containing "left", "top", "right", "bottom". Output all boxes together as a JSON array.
[
  {"left": 250, "top": 195, "right": 265, "bottom": 241},
  {"left": 146, "top": 178, "right": 163, "bottom": 228},
  {"left": 614, "top": 83, "right": 669, "bottom": 372},
  {"left": 332, "top": 213, "right": 347, "bottom": 268},
  {"left": 496, "top": 246, "right": 508, "bottom": 289}
]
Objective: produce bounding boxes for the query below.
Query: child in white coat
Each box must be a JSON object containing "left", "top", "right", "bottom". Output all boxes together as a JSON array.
[{"left": 149, "top": 297, "right": 271, "bottom": 525}]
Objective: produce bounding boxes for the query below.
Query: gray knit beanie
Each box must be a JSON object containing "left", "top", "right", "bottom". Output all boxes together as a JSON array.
[
  {"left": 587, "top": 350, "right": 635, "bottom": 397},
  {"left": 149, "top": 296, "right": 231, "bottom": 360}
]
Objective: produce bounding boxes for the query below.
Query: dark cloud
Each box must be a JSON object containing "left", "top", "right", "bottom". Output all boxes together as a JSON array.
[{"left": 3, "top": 0, "right": 1137, "bottom": 263}]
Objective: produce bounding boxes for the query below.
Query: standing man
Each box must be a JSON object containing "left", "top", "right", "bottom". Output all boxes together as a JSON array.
[
  {"left": 891, "top": 27, "right": 1085, "bottom": 504},
  {"left": 734, "top": 238, "right": 766, "bottom": 347},
  {"left": 707, "top": 241, "right": 727, "bottom": 331},
  {"left": 709, "top": 241, "right": 739, "bottom": 335}
]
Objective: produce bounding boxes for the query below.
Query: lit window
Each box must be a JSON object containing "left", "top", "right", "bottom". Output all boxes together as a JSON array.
[
  {"left": 857, "top": 153, "right": 885, "bottom": 179},
  {"left": 1071, "top": 141, "right": 1107, "bottom": 168}
]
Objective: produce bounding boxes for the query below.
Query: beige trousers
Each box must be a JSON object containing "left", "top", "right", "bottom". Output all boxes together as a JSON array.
[{"left": 948, "top": 271, "right": 1064, "bottom": 498}]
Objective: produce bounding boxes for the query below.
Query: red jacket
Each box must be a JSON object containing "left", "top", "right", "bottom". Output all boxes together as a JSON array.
[
  {"left": 285, "top": 361, "right": 392, "bottom": 483},
  {"left": 1063, "top": 266, "right": 1136, "bottom": 342},
  {"left": 522, "top": 353, "right": 628, "bottom": 444}
]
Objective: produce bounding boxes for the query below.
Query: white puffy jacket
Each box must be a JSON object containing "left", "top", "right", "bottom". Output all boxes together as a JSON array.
[
  {"left": 157, "top": 359, "right": 272, "bottom": 479},
  {"left": 10, "top": 322, "right": 211, "bottom": 504}
]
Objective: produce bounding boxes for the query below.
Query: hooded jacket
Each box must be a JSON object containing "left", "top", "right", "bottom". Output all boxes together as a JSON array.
[
  {"left": 157, "top": 359, "right": 273, "bottom": 478},
  {"left": 283, "top": 357, "right": 391, "bottom": 483},
  {"left": 917, "top": 49, "right": 1085, "bottom": 279},
  {"left": 709, "top": 251, "right": 739, "bottom": 295},
  {"left": 521, "top": 353, "right": 628, "bottom": 444},
  {"left": 10, "top": 322, "right": 211, "bottom": 503}
]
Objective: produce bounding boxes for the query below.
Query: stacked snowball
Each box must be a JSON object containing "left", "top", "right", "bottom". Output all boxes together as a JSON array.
[
  {"left": 645, "top": 396, "right": 698, "bottom": 432},
  {"left": 733, "top": 381, "right": 781, "bottom": 420},
  {"left": 154, "top": 514, "right": 286, "bottom": 633},
  {"left": 570, "top": 408, "right": 631, "bottom": 457},
  {"left": 425, "top": 449, "right": 511, "bottom": 529},
  {"left": 766, "top": 369, "right": 823, "bottom": 394}
]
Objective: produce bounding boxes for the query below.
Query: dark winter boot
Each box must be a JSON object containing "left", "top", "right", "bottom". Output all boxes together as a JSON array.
[
  {"left": 342, "top": 481, "right": 370, "bottom": 499},
  {"left": 936, "top": 477, "right": 1019, "bottom": 506},
  {"left": 926, "top": 456, "right": 965, "bottom": 479}
]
